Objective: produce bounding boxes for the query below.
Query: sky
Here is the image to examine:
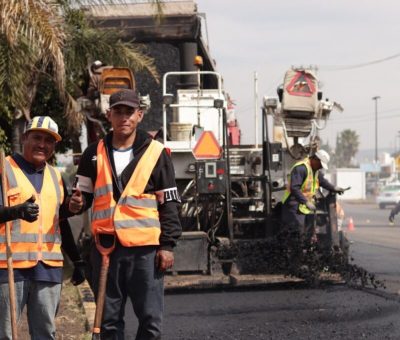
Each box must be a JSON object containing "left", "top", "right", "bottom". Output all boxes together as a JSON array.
[{"left": 195, "top": 0, "right": 400, "bottom": 159}]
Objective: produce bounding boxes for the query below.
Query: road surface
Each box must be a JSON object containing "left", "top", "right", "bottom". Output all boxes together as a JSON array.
[
  {"left": 123, "top": 200, "right": 400, "bottom": 339},
  {"left": 342, "top": 200, "right": 400, "bottom": 294}
]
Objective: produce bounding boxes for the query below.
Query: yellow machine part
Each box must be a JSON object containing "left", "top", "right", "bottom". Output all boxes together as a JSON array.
[{"left": 100, "top": 67, "right": 136, "bottom": 95}]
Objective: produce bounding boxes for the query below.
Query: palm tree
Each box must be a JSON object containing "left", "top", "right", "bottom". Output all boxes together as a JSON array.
[
  {"left": 0, "top": 0, "right": 161, "bottom": 152},
  {"left": 0, "top": 1, "right": 65, "bottom": 152},
  {"left": 335, "top": 129, "right": 360, "bottom": 167}
]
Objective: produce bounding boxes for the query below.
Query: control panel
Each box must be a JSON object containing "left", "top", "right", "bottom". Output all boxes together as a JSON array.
[{"left": 196, "top": 160, "right": 227, "bottom": 194}]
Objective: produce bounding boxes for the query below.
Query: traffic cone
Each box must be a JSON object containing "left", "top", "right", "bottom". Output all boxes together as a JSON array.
[{"left": 347, "top": 217, "right": 355, "bottom": 232}]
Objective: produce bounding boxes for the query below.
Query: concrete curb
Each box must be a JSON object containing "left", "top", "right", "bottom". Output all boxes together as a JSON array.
[
  {"left": 164, "top": 273, "right": 344, "bottom": 292},
  {"left": 77, "top": 281, "right": 96, "bottom": 332},
  {"left": 343, "top": 200, "right": 375, "bottom": 205}
]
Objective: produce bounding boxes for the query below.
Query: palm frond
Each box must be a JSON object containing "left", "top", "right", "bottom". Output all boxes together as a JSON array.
[
  {"left": 27, "top": 0, "right": 66, "bottom": 95},
  {"left": 64, "top": 16, "right": 159, "bottom": 82},
  {"left": 0, "top": 1, "right": 66, "bottom": 102},
  {"left": 0, "top": 36, "right": 33, "bottom": 108},
  {"left": 114, "top": 42, "right": 159, "bottom": 83},
  {"left": 64, "top": 92, "right": 84, "bottom": 131}
]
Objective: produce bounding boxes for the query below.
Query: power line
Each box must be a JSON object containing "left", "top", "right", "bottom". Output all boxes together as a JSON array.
[
  {"left": 328, "top": 107, "right": 400, "bottom": 121},
  {"left": 320, "top": 52, "right": 400, "bottom": 71},
  {"left": 236, "top": 106, "right": 400, "bottom": 122},
  {"left": 328, "top": 112, "right": 400, "bottom": 125}
]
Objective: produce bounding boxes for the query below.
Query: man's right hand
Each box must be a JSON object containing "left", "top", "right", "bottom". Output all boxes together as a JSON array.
[
  {"left": 69, "top": 188, "right": 83, "bottom": 214},
  {"left": 334, "top": 186, "right": 346, "bottom": 195},
  {"left": 305, "top": 201, "right": 316, "bottom": 211},
  {"left": 13, "top": 196, "right": 39, "bottom": 222}
]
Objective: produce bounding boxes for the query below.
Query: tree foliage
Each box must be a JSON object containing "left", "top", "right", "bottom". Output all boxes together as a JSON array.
[
  {"left": 0, "top": 0, "right": 161, "bottom": 152},
  {"left": 335, "top": 129, "right": 360, "bottom": 168}
]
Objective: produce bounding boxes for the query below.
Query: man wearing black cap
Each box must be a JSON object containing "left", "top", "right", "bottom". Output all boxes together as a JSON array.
[
  {"left": 75, "top": 89, "right": 182, "bottom": 339},
  {"left": 0, "top": 116, "right": 85, "bottom": 339}
]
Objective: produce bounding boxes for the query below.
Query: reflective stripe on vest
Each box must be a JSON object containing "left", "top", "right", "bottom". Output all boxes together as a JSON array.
[
  {"left": 281, "top": 158, "right": 319, "bottom": 214},
  {"left": 0, "top": 157, "right": 64, "bottom": 268},
  {"left": 92, "top": 139, "right": 164, "bottom": 247}
]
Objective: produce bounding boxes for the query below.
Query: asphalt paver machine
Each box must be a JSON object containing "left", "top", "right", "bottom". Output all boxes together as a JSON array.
[
  {"left": 76, "top": 61, "right": 347, "bottom": 286},
  {"left": 161, "top": 65, "right": 347, "bottom": 280}
]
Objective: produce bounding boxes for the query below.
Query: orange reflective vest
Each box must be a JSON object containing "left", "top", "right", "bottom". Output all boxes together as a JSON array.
[
  {"left": 281, "top": 158, "right": 319, "bottom": 214},
  {"left": 0, "top": 156, "right": 64, "bottom": 268},
  {"left": 91, "top": 139, "right": 164, "bottom": 247}
]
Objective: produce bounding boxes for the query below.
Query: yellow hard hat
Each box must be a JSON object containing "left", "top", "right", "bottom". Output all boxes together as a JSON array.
[{"left": 24, "top": 116, "right": 62, "bottom": 142}]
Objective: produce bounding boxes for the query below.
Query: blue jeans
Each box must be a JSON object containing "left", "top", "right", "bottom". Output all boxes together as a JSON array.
[
  {"left": 91, "top": 243, "right": 164, "bottom": 340},
  {"left": 0, "top": 280, "right": 62, "bottom": 340}
]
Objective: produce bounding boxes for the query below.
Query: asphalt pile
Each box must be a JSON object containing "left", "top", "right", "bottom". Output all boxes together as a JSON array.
[{"left": 216, "top": 230, "right": 385, "bottom": 289}]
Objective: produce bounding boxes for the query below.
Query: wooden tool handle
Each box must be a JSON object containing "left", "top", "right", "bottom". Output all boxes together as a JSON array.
[
  {"left": 0, "top": 150, "right": 18, "bottom": 340},
  {"left": 92, "top": 254, "right": 110, "bottom": 337}
]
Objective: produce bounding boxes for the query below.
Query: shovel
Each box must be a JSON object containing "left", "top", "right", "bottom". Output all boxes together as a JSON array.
[
  {"left": 92, "top": 233, "right": 116, "bottom": 340},
  {"left": 0, "top": 150, "right": 18, "bottom": 339}
]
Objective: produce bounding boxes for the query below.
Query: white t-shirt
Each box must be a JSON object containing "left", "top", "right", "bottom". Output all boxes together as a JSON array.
[{"left": 113, "top": 147, "right": 134, "bottom": 177}]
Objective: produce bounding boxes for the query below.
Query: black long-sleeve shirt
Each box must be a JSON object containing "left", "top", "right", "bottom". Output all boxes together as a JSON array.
[{"left": 76, "top": 129, "right": 182, "bottom": 251}]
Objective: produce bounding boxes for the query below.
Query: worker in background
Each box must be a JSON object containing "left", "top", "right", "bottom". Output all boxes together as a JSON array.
[
  {"left": 281, "top": 149, "right": 345, "bottom": 237},
  {"left": 75, "top": 89, "right": 182, "bottom": 339},
  {"left": 0, "top": 116, "right": 85, "bottom": 339},
  {"left": 87, "top": 60, "right": 110, "bottom": 101},
  {"left": 388, "top": 203, "right": 400, "bottom": 223}
]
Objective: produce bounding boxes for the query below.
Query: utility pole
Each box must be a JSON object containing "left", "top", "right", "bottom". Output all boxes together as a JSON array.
[
  {"left": 254, "top": 71, "right": 259, "bottom": 147},
  {"left": 372, "top": 96, "right": 381, "bottom": 163}
]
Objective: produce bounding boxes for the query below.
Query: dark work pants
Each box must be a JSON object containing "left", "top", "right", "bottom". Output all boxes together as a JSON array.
[
  {"left": 281, "top": 202, "right": 316, "bottom": 273},
  {"left": 281, "top": 202, "right": 306, "bottom": 233},
  {"left": 281, "top": 203, "right": 316, "bottom": 237},
  {"left": 91, "top": 242, "right": 164, "bottom": 340}
]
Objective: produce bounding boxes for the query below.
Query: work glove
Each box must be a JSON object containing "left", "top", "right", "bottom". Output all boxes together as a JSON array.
[
  {"left": 305, "top": 201, "right": 316, "bottom": 211},
  {"left": 334, "top": 186, "right": 345, "bottom": 195},
  {"left": 70, "top": 259, "right": 86, "bottom": 286},
  {"left": 10, "top": 196, "right": 39, "bottom": 222},
  {"left": 389, "top": 214, "right": 395, "bottom": 223}
]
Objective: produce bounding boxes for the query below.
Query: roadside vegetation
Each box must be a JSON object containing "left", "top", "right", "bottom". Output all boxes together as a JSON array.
[{"left": 0, "top": 0, "right": 161, "bottom": 154}]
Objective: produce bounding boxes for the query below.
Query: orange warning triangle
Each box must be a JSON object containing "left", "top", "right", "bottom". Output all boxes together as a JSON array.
[
  {"left": 286, "top": 71, "right": 315, "bottom": 97},
  {"left": 192, "top": 131, "right": 222, "bottom": 159}
]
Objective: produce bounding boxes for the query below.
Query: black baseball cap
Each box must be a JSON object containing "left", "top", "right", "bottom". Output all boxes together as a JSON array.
[{"left": 109, "top": 89, "right": 140, "bottom": 109}]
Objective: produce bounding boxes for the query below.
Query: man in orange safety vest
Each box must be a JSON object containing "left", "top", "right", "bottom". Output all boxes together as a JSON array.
[
  {"left": 75, "top": 89, "right": 182, "bottom": 339},
  {"left": 0, "top": 116, "right": 84, "bottom": 339}
]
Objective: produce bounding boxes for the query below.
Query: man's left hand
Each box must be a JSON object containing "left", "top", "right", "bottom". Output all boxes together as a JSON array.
[
  {"left": 69, "top": 188, "right": 83, "bottom": 214},
  {"left": 71, "top": 260, "right": 86, "bottom": 286},
  {"left": 156, "top": 249, "right": 174, "bottom": 272}
]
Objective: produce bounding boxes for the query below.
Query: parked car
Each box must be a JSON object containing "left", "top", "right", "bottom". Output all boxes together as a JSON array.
[{"left": 376, "top": 183, "right": 400, "bottom": 209}]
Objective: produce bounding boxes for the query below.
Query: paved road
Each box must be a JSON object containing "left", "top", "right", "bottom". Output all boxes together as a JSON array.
[
  {"left": 124, "top": 286, "right": 400, "bottom": 339},
  {"left": 162, "top": 287, "right": 400, "bottom": 340},
  {"left": 342, "top": 200, "right": 400, "bottom": 294},
  {"left": 123, "top": 201, "right": 400, "bottom": 339}
]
